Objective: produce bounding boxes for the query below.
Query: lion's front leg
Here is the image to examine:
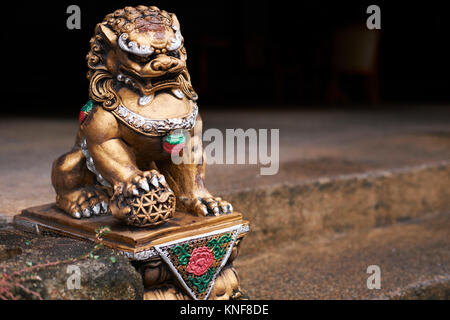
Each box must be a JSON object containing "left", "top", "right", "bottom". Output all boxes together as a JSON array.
[
  {"left": 81, "top": 108, "right": 162, "bottom": 219},
  {"left": 87, "top": 137, "right": 167, "bottom": 220},
  {"left": 156, "top": 117, "right": 233, "bottom": 217}
]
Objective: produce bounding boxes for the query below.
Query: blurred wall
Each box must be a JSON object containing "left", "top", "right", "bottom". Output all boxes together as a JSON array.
[{"left": 3, "top": 0, "right": 450, "bottom": 117}]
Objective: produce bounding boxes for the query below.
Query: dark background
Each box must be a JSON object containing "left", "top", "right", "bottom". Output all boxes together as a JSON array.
[{"left": 3, "top": 0, "right": 450, "bottom": 117}]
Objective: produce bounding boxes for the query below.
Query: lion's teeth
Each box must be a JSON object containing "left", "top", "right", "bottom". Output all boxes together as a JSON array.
[
  {"left": 139, "top": 95, "right": 153, "bottom": 106},
  {"left": 172, "top": 88, "right": 184, "bottom": 99}
]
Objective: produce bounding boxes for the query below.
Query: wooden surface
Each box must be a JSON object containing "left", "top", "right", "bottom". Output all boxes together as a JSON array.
[{"left": 14, "top": 203, "right": 248, "bottom": 253}]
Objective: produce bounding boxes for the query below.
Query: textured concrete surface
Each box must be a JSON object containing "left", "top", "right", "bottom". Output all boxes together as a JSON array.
[
  {"left": 233, "top": 161, "right": 450, "bottom": 256},
  {"left": 1, "top": 107, "right": 449, "bottom": 299},
  {"left": 0, "top": 227, "right": 144, "bottom": 299},
  {"left": 235, "top": 211, "right": 450, "bottom": 299}
]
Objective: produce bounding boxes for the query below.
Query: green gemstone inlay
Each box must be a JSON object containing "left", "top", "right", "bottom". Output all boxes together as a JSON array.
[
  {"left": 81, "top": 100, "right": 93, "bottom": 113},
  {"left": 164, "top": 132, "right": 186, "bottom": 145}
]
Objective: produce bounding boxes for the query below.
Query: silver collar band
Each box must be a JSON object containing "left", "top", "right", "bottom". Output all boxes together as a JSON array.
[{"left": 114, "top": 103, "right": 198, "bottom": 136}]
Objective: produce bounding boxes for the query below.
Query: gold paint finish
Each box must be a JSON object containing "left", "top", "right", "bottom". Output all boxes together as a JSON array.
[{"left": 143, "top": 265, "right": 244, "bottom": 300}]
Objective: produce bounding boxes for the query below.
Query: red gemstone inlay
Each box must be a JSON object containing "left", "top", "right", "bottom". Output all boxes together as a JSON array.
[
  {"left": 163, "top": 142, "right": 185, "bottom": 154},
  {"left": 78, "top": 111, "right": 86, "bottom": 123}
]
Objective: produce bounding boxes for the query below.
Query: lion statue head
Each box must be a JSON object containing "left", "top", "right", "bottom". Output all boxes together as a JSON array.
[{"left": 86, "top": 5, "right": 197, "bottom": 110}]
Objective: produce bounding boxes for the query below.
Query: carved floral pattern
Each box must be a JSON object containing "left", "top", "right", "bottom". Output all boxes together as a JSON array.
[
  {"left": 186, "top": 247, "right": 214, "bottom": 276},
  {"left": 163, "top": 231, "right": 235, "bottom": 299}
]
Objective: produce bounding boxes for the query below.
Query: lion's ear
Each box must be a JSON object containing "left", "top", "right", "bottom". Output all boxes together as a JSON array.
[{"left": 97, "top": 23, "right": 117, "bottom": 46}]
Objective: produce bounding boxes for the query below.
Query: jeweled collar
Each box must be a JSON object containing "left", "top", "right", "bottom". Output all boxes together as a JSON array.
[{"left": 112, "top": 102, "right": 198, "bottom": 137}]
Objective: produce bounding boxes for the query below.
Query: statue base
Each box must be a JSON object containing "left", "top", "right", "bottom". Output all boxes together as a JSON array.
[{"left": 14, "top": 203, "right": 249, "bottom": 300}]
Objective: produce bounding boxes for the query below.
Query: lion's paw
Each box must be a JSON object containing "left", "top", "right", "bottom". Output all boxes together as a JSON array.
[
  {"left": 115, "top": 170, "right": 171, "bottom": 198},
  {"left": 110, "top": 170, "right": 175, "bottom": 227},
  {"left": 180, "top": 196, "right": 233, "bottom": 217},
  {"left": 56, "top": 187, "right": 109, "bottom": 219}
]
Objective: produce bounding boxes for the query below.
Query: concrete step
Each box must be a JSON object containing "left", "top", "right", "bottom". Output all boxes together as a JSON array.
[
  {"left": 231, "top": 161, "right": 450, "bottom": 256},
  {"left": 235, "top": 211, "right": 450, "bottom": 299}
]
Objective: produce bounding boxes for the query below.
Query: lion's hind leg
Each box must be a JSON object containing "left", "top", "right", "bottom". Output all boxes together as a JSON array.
[
  {"left": 56, "top": 186, "right": 109, "bottom": 219},
  {"left": 51, "top": 148, "right": 109, "bottom": 219}
]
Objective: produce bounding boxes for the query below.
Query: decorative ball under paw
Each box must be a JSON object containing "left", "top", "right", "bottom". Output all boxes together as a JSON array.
[
  {"left": 126, "top": 187, "right": 175, "bottom": 227},
  {"left": 111, "top": 180, "right": 176, "bottom": 228}
]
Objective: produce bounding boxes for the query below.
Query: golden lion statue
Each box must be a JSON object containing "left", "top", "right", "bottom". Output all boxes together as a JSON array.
[{"left": 51, "top": 6, "right": 233, "bottom": 225}]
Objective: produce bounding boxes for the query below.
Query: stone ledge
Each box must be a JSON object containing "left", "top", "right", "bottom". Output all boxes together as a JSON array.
[
  {"left": 0, "top": 227, "right": 144, "bottom": 300},
  {"left": 227, "top": 161, "right": 450, "bottom": 256},
  {"left": 385, "top": 275, "right": 450, "bottom": 300}
]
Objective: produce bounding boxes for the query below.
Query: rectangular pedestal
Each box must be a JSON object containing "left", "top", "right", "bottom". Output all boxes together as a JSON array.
[{"left": 13, "top": 203, "right": 249, "bottom": 261}]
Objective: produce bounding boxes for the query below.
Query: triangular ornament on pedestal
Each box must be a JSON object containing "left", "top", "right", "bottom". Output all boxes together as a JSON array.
[{"left": 155, "top": 224, "right": 246, "bottom": 300}]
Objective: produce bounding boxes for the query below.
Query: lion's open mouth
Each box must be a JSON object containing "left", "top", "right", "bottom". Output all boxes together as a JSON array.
[
  {"left": 117, "top": 66, "right": 181, "bottom": 95},
  {"left": 148, "top": 73, "right": 179, "bottom": 85}
]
